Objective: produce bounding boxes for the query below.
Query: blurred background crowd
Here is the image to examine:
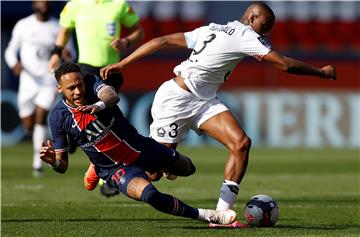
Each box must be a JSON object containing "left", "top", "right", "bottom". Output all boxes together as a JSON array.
[
  {"left": 2, "top": 1, "right": 360, "bottom": 89},
  {"left": 131, "top": 1, "right": 360, "bottom": 53},
  {"left": 1, "top": 1, "right": 359, "bottom": 148}
]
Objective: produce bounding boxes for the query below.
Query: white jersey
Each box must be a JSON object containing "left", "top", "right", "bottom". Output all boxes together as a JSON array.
[
  {"left": 174, "top": 20, "right": 272, "bottom": 100},
  {"left": 5, "top": 14, "right": 68, "bottom": 78}
]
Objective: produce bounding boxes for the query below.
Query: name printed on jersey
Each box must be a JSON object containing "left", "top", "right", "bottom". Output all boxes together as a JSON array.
[{"left": 209, "top": 24, "right": 235, "bottom": 35}]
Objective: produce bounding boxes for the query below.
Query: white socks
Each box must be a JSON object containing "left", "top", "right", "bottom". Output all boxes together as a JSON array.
[
  {"left": 32, "top": 124, "right": 47, "bottom": 170},
  {"left": 216, "top": 180, "right": 240, "bottom": 210}
]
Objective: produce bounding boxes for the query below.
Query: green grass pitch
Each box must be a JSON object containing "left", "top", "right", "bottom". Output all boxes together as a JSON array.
[{"left": 1, "top": 142, "right": 359, "bottom": 237}]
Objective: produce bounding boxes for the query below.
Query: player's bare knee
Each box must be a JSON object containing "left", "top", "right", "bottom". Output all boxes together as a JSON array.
[
  {"left": 34, "top": 110, "right": 48, "bottom": 124},
  {"left": 126, "top": 177, "right": 150, "bottom": 200},
  {"left": 21, "top": 120, "right": 34, "bottom": 133},
  {"left": 241, "top": 136, "right": 252, "bottom": 152},
  {"left": 229, "top": 135, "right": 252, "bottom": 155}
]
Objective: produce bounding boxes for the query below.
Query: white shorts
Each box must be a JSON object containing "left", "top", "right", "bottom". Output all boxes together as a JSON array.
[
  {"left": 18, "top": 70, "right": 57, "bottom": 118},
  {"left": 150, "top": 79, "right": 228, "bottom": 143}
]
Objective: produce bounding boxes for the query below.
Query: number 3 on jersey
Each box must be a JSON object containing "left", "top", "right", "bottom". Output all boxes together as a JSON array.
[
  {"left": 169, "top": 123, "right": 178, "bottom": 138},
  {"left": 192, "top": 33, "right": 216, "bottom": 55}
]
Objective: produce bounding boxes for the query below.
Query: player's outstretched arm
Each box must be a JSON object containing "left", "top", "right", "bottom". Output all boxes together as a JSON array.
[
  {"left": 100, "top": 33, "right": 187, "bottom": 80},
  {"left": 263, "top": 51, "right": 337, "bottom": 80},
  {"left": 40, "top": 140, "right": 68, "bottom": 173}
]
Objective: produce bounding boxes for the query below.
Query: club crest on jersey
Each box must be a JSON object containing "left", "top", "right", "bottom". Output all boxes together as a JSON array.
[
  {"left": 257, "top": 36, "right": 271, "bottom": 48},
  {"left": 119, "top": 177, "right": 126, "bottom": 185},
  {"left": 106, "top": 22, "right": 116, "bottom": 36},
  {"left": 157, "top": 128, "right": 165, "bottom": 137}
]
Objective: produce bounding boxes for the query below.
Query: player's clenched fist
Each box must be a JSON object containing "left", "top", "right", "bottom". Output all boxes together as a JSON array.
[
  {"left": 320, "top": 65, "right": 337, "bottom": 80},
  {"left": 110, "top": 38, "right": 129, "bottom": 52}
]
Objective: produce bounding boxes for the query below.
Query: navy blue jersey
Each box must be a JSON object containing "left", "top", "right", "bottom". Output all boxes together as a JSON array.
[{"left": 48, "top": 74, "right": 173, "bottom": 180}]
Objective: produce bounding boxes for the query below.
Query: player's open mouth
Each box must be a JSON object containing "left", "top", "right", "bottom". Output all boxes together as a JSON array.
[{"left": 74, "top": 97, "right": 84, "bottom": 103}]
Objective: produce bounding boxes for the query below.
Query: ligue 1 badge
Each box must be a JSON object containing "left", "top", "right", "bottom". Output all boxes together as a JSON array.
[{"left": 106, "top": 22, "right": 116, "bottom": 37}]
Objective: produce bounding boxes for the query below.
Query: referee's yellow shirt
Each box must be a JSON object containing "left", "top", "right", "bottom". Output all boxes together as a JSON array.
[{"left": 60, "top": 0, "right": 139, "bottom": 67}]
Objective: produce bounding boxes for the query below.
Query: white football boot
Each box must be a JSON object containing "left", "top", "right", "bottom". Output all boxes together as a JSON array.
[{"left": 197, "top": 209, "right": 236, "bottom": 224}]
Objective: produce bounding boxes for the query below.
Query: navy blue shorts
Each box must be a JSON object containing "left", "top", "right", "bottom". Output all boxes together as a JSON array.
[
  {"left": 109, "top": 165, "right": 149, "bottom": 195},
  {"left": 108, "top": 137, "right": 178, "bottom": 195}
]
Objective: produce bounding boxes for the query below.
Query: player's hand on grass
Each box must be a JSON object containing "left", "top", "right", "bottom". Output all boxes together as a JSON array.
[
  {"left": 40, "top": 140, "right": 56, "bottom": 165},
  {"left": 320, "top": 65, "right": 337, "bottom": 80},
  {"left": 100, "top": 62, "right": 124, "bottom": 80}
]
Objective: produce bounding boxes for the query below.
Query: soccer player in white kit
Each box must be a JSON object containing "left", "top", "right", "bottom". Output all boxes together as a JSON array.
[
  {"left": 100, "top": 1, "right": 337, "bottom": 221},
  {"left": 4, "top": 1, "right": 75, "bottom": 177}
]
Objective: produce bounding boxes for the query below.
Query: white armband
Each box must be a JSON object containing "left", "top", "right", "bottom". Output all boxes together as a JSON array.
[{"left": 94, "top": 101, "right": 106, "bottom": 110}]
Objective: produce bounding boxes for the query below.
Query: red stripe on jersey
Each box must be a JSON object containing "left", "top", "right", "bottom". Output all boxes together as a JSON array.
[
  {"left": 95, "top": 131, "right": 140, "bottom": 165},
  {"left": 70, "top": 108, "right": 96, "bottom": 131}
]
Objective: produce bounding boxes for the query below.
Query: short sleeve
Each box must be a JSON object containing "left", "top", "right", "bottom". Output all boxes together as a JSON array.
[
  {"left": 184, "top": 26, "right": 208, "bottom": 49},
  {"left": 120, "top": 2, "right": 140, "bottom": 28},
  {"left": 59, "top": 2, "right": 76, "bottom": 29},
  {"left": 239, "top": 30, "right": 272, "bottom": 61},
  {"left": 86, "top": 74, "right": 109, "bottom": 98}
]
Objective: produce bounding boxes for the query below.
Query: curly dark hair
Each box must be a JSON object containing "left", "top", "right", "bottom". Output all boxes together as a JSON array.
[{"left": 54, "top": 62, "right": 81, "bottom": 83}]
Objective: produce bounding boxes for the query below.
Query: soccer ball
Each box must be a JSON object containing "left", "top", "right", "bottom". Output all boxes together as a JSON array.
[{"left": 244, "top": 194, "right": 279, "bottom": 227}]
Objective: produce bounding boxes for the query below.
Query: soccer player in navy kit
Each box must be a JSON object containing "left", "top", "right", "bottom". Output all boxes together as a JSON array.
[{"left": 40, "top": 62, "right": 238, "bottom": 226}]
